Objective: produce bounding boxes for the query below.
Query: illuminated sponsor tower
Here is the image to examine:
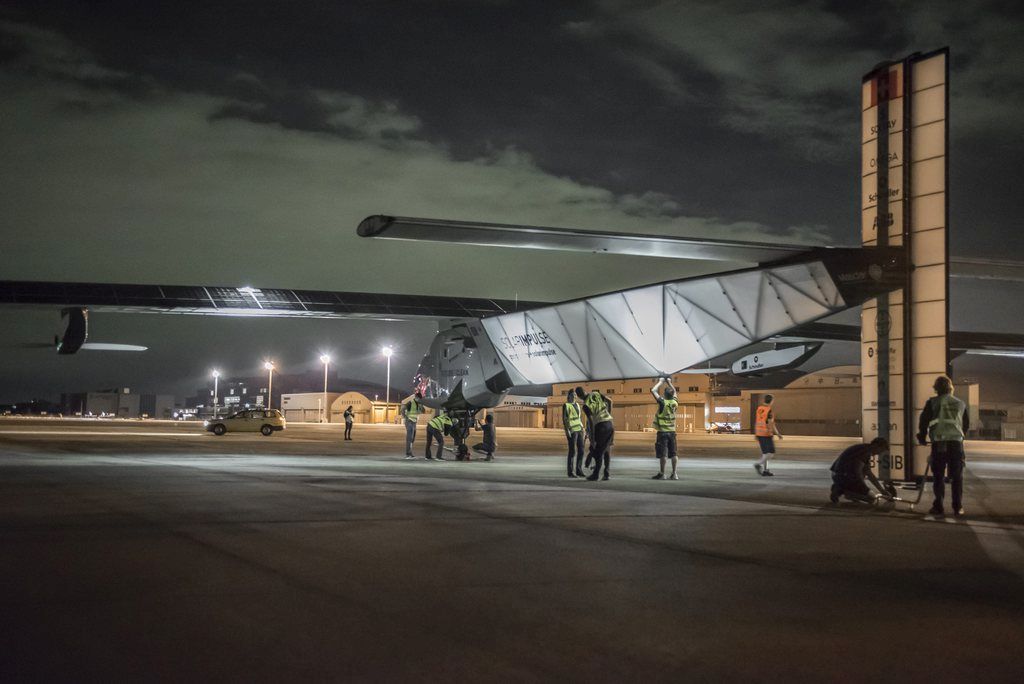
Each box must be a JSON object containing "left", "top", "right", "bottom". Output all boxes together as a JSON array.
[{"left": 861, "top": 49, "right": 950, "bottom": 480}]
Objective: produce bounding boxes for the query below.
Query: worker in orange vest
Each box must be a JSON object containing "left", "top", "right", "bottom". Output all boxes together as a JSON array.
[{"left": 754, "top": 394, "right": 782, "bottom": 476}]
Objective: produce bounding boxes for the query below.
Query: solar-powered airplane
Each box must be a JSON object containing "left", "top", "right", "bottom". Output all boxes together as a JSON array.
[
  {"left": 2, "top": 220, "right": 1019, "bottom": 406},
  {"left": 2, "top": 48, "right": 1021, "bottom": 479}
]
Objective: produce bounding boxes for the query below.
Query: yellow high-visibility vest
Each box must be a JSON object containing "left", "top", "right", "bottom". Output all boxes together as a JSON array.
[
  {"left": 428, "top": 413, "right": 452, "bottom": 431},
  {"left": 655, "top": 398, "right": 678, "bottom": 432},
  {"left": 928, "top": 394, "right": 965, "bottom": 441},
  {"left": 585, "top": 392, "right": 612, "bottom": 424},
  {"left": 564, "top": 401, "right": 583, "bottom": 432},
  {"left": 405, "top": 398, "right": 422, "bottom": 422}
]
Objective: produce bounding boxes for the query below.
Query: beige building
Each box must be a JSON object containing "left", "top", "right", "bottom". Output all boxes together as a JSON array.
[
  {"left": 281, "top": 391, "right": 424, "bottom": 424},
  {"left": 736, "top": 366, "right": 863, "bottom": 437},
  {"left": 734, "top": 367, "right": 984, "bottom": 438},
  {"left": 546, "top": 374, "right": 713, "bottom": 433},
  {"left": 490, "top": 397, "right": 546, "bottom": 428}
]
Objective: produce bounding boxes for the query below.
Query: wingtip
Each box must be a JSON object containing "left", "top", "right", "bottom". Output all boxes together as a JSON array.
[{"left": 357, "top": 215, "right": 395, "bottom": 237}]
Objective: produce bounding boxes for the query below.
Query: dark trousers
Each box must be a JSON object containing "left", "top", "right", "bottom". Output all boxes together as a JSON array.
[
  {"left": 831, "top": 473, "right": 872, "bottom": 502},
  {"left": 471, "top": 442, "right": 494, "bottom": 458},
  {"left": 655, "top": 431, "right": 677, "bottom": 460},
  {"left": 426, "top": 426, "right": 445, "bottom": 459},
  {"left": 566, "top": 430, "right": 584, "bottom": 474},
  {"left": 931, "top": 441, "right": 965, "bottom": 510},
  {"left": 344, "top": 423, "right": 352, "bottom": 440},
  {"left": 589, "top": 421, "right": 614, "bottom": 477},
  {"left": 405, "top": 419, "right": 417, "bottom": 455}
]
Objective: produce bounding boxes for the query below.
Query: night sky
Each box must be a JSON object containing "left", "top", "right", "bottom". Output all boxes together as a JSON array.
[{"left": 2, "top": 1, "right": 1024, "bottom": 403}]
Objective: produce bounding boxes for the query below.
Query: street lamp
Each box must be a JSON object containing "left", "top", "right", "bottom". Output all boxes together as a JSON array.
[
  {"left": 264, "top": 361, "right": 275, "bottom": 410},
  {"left": 211, "top": 369, "right": 220, "bottom": 418},
  {"left": 382, "top": 346, "right": 393, "bottom": 423},
  {"left": 320, "top": 354, "right": 331, "bottom": 423}
]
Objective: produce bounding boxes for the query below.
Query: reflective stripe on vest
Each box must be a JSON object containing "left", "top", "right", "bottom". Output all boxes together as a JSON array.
[
  {"left": 406, "top": 398, "right": 421, "bottom": 422},
  {"left": 564, "top": 402, "right": 583, "bottom": 432},
  {"left": 585, "top": 392, "right": 613, "bottom": 423},
  {"left": 928, "top": 394, "right": 965, "bottom": 442},
  {"left": 428, "top": 414, "right": 451, "bottom": 431},
  {"left": 655, "top": 398, "right": 678, "bottom": 432},
  {"left": 755, "top": 405, "right": 773, "bottom": 437}
]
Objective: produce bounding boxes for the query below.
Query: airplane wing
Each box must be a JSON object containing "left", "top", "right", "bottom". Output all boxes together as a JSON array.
[
  {"left": 478, "top": 247, "right": 905, "bottom": 384},
  {"left": 0, "top": 281, "right": 540, "bottom": 321},
  {"left": 359, "top": 215, "right": 1024, "bottom": 281},
  {"left": 358, "top": 214, "right": 803, "bottom": 263}
]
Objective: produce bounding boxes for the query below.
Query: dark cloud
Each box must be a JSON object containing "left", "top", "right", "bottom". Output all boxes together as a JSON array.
[{"left": 1, "top": 2, "right": 1023, "bottom": 402}]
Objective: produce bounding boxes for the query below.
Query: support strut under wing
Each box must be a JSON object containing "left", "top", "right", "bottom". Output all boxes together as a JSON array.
[{"left": 479, "top": 247, "right": 905, "bottom": 385}]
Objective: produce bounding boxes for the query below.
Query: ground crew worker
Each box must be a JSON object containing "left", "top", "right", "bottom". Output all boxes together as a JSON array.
[
  {"left": 917, "top": 375, "right": 969, "bottom": 516},
  {"left": 753, "top": 394, "right": 782, "bottom": 476},
  {"left": 401, "top": 391, "right": 423, "bottom": 459},
  {"left": 829, "top": 438, "right": 890, "bottom": 503},
  {"left": 471, "top": 413, "right": 497, "bottom": 461},
  {"left": 425, "top": 408, "right": 452, "bottom": 461},
  {"left": 575, "top": 386, "right": 614, "bottom": 481},
  {"left": 563, "top": 389, "right": 585, "bottom": 478},
  {"left": 343, "top": 405, "right": 354, "bottom": 441},
  {"left": 651, "top": 377, "right": 679, "bottom": 480}
]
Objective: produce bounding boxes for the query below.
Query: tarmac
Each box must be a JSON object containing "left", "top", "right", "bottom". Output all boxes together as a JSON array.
[{"left": 2, "top": 418, "right": 1024, "bottom": 681}]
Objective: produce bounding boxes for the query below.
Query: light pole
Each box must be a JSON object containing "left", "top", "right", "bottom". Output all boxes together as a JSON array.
[
  {"left": 382, "top": 346, "right": 393, "bottom": 423},
  {"left": 211, "top": 370, "right": 220, "bottom": 418},
  {"left": 264, "top": 361, "right": 275, "bottom": 410},
  {"left": 320, "top": 354, "right": 331, "bottom": 423}
]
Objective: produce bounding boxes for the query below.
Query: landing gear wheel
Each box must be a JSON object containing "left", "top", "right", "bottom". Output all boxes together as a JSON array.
[
  {"left": 212, "top": 424, "right": 226, "bottom": 436},
  {"left": 260, "top": 425, "right": 273, "bottom": 436}
]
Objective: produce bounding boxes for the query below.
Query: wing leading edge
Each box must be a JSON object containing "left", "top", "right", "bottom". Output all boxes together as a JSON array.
[{"left": 0, "top": 281, "right": 540, "bottom": 320}]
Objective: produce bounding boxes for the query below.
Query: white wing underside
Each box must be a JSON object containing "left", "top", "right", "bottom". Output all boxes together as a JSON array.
[{"left": 481, "top": 261, "right": 845, "bottom": 384}]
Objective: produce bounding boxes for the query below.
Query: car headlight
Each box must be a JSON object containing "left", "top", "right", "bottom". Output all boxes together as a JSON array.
[{"left": 203, "top": 420, "right": 209, "bottom": 427}]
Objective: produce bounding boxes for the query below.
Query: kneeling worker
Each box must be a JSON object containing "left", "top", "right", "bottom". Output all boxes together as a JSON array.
[
  {"left": 829, "top": 437, "right": 890, "bottom": 503},
  {"left": 471, "top": 413, "right": 497, "bottom": 461},
  {"left": 425, "top": 409, "right": 453, "bottom": 461},
  {"left": 651, "top": 376, "right": 679, "bottom": 480}
]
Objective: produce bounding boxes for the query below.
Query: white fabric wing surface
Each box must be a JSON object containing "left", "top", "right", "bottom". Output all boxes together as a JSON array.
[{"left": 481, "top": 261, "right": 844, "bottom": 385}]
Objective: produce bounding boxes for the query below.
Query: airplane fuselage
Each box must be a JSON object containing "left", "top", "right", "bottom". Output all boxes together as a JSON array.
[{"left": 413, "top": 320, "right": 514, "bottom": 413}]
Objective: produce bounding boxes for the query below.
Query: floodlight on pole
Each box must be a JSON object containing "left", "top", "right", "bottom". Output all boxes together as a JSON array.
[
  {"left": 264, "top": 361, "right": 275, "bottom": 410},
  {"left": 320, "top": 354, "right": 331, "bottom": 423},
  {"left": 212, "top": 369, "right": 220, "bottom": 418},
  {"left": 382, "top": 346, "right": 393, "bottom": 424}
]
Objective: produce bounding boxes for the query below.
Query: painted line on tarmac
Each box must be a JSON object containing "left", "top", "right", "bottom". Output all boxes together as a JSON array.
[
  {"left": 959, "top": 521, "right": 1024, "bottom": 579},
  {"left": 0, "top": 430, "right": 208, "bottom": 438}
]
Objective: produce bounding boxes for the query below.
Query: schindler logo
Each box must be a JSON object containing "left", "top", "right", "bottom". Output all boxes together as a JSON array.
[{"left": 868, "top": 188, "right": 901, "bottom": 203}]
